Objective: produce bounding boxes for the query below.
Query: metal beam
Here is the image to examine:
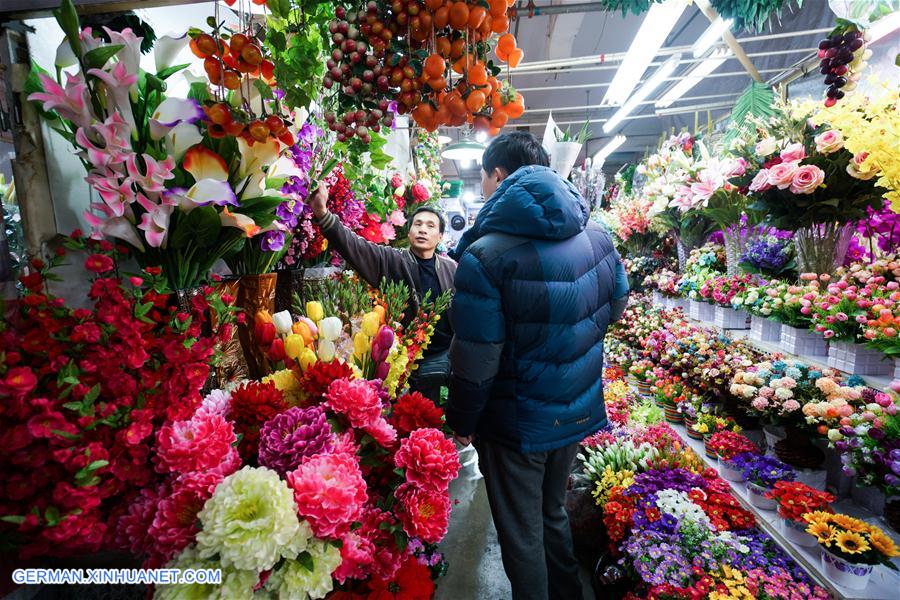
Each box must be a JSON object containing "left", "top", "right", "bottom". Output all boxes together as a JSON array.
[
  {"left": 693, "top": 0, "right": 762, "bottom": 81},
  {"left": 516, "top": 68, "right": 784, "bottom": 91},
  {"left": 1, "top": 0, "right": 209, "bottom": 20}
]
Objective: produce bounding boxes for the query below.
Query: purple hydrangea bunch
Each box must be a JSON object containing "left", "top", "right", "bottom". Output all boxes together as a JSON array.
[
  {"left": 258, "top": 405, "right": 334, "bottom": 476},
  {"left": 741, "top": 231, "right": 793, "bottom": 274}
]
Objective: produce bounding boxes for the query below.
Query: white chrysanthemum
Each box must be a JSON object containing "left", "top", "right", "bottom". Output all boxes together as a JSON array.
[
  {"left": 655, "top": 489, "right": 712, "bottom": 529},
  {"left": 265, "top": 539, "right": 342, "bottom": 600},
  {"left": 154, "top": 545, "right": 257, "bottom": 600},
  {"left": 196, "top": 466, "right": 301, "bottom": 572}
]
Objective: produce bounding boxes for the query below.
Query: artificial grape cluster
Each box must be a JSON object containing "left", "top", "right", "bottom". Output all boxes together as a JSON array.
[
  {"left": 323, "top": 4, "right": 395, "bottom": 144},
  {"left": 817, "top": 28, "right": 867, "bottom": 107}
]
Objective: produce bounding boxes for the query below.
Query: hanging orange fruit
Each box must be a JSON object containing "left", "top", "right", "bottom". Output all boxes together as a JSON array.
[
  {"left": 425, "top": 54, "right": 446, "bottom": 78},
  {"left": 498, "top": 33, "right": 516, "bottom": 55},
  {"left": 466, "top": 90, "right": 486, "bottom": 112},
  {"left": 508, "top": 47, "right": 524, "bottom": 68},
  {"left": 473, "top": 115, "right": 491, "bottom": 132},
  {"left": 468, "top": 63, "right": 488, "bottom": 86},
  {"left": 434, "top": 5, "right": 450, "bottom": 29},
  {"left": 449, "top": 2, "right": 470, "bottom": 30},
  {"left": 491, "top": 110, "right": 509, "bottom": 128},
  {"left": 467, "top": 6, "right": 487, "bottom": 30},
  {"left": 491, "top": 14, "right": 509, "bottom": 33},
  {"left": 436, "top": 36, "right": 452, "bottom": 58},
  {"left": 450, "top": 38, "right": 466, "bottom": 60}
]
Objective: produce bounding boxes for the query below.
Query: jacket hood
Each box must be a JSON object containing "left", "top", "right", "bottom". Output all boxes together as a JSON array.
[{"left": 451, "top": 166, "right": 588, "bottom": 260}]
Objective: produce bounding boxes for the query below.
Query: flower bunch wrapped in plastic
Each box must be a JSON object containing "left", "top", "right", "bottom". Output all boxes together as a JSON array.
[
  {"left": 803, "top": 511, "right": 900, "bottom": 567},
  {"left": 740, "top": 230, "right": 795, "bottom": 277}
]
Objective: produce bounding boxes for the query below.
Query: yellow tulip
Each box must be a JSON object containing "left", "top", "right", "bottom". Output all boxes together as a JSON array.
[
  {"left": 361, "top": 312, "right": 380, "bottom": 337},
  {"left": 306, "top": 301, "right": 324, "bottom": 322},
  {"left": 298, "top": 347, "right": 318, "bottom": 371},
  {"left": 284, "top": 334, "right": 306, "bottom": 361},
  {"left": 354, "top": 331, "right": 370, "bottom": 358}
]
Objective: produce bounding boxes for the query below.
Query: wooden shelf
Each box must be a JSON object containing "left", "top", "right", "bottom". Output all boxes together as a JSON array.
[{"left": 664, "top": 421, "right": 900, "bottom": 599}]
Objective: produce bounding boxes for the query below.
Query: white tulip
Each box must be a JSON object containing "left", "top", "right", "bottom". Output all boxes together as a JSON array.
[
  {"left": 318, "top": 317, "right": 343, "bottom": 342},
  {"left": 318, "top": 339, "right": 336, "bottom": 362},
  {"left": 272, "top": 310, "right": 293, "bottom": 335}
]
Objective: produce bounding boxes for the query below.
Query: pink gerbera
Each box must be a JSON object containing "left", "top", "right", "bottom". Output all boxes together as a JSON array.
[
  {"left": 394, "top": 428, "right": 460, "bottom": 492},
  {"left": 395, "top": 482, "right": 451, "bottom": 543},
  {"left": 287, "top": 452, "right": 367, "bottom": 539},
  {"left": 155, "top": 412, "right": 238, "bottom": 475},
  {"left": 325, "top": 377, "right": 384, "bottom": 429}
]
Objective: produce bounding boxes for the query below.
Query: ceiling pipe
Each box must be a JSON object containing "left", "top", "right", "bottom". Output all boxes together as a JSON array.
[
  {"left": 524, "top": 92, "right": 741, "bottom": 114},
  {"left": 511, "top": 2, "right": 607, "bottom": 17},
  {"left": 516, "top": 68, "right": 784, "bottom": 91},
  {"left": 693, "top": 0, "right": 761, "bottom": 81}
]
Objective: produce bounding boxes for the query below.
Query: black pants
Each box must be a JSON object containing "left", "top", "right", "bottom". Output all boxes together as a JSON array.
[
  {"left": 475, "top": 437, "right": 585, "bottom": 600},
  {"left": 407, "top": 349, "right": 449, "bottom": 403}
]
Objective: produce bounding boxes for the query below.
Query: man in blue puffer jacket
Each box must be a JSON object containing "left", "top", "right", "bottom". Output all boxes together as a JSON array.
[{"left": 447, "top": 132, "right": 628, "bottom": 600}]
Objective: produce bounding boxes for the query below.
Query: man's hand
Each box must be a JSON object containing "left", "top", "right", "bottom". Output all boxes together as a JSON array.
[
  {"left": 453, "top": 434, "right": 472, "bottom": 447},
  {"left": 309, "top": 182, "right": 329, "bottom": 219}
]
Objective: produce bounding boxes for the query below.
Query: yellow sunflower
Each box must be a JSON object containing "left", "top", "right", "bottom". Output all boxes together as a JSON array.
[
  {"left": 831, "top": 514, "right": 868, "bottom": 533},
  {"left": 806, "top": 521, "right": 836, "bottom": 544},
  {"left": 803, "top": 510, "right": 833, "bottom": 525},
  {"left": 869, "top": 530, "right": 900, "bottom": 558},
  {"left": 835, "top": 531, "right": 870, "bottom": 555}
]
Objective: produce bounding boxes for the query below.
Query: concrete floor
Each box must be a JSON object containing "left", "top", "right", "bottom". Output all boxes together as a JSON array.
[{"left": 437, "top": 445, "right": 594, "bottom": 600}]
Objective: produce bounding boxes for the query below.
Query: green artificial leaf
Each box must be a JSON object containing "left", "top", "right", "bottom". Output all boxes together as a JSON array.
[
  {"left": 53, "top": 0, "right": 82, "bottom": 57},
  {"left": 268, "top": 29, "right": 287, "bottom": 52},
  {"left": 253, "top": 78, "right": 275, "bottom": 101},
  {"left": 188, "top": 81, "right": 211, "bottom": 103},
  {"left": 723, "top": 82, "right": 776, "bottom": 146},
  {"left": 0, "top": 516, "right": 25, "bottom": 525},
  {"left": 157, "top": 63, "right": 190, "bottom": 80},
  {"left": 169, "top": 206, "right": 221, "bottom": 249},
  {"left": 83, "top": 45, "right": 124, "bottom": 71},
  {"left": 268, "top": 0, "right": 292, "bottom": 19},
  {"left": 144, "top": 73, "right": 167, "bottom": 94},
  {"left": 44, "top": 506, "right": 60, "bottom": 527},
  {"left": 297, "top": 551, "right": 315, "bottom": 572}
]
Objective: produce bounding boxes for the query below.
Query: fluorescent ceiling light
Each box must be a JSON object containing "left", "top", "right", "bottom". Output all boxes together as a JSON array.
[
  {"left": 604, "top": 54, "right": 681, "bottom": 134},
  {"left": 602, "top": 0, "right": 688, "bottom": 106},
  {"left": 592, "top": 135, "right": 626, "bottom": 164},
  {"left": 692, "top": 17, "right": 733, "bottom": 58},
  {"left": 867, "top": 10, "right": 900, "bottom": 43},
  {"left": 475, "top": 130, "right": 488, "bottom": 143},
  {"left": 656, "top": 49, "right": 731, "bottom": 108}
]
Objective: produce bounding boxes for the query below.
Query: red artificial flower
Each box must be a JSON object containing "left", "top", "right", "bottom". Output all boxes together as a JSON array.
[
  {"left": 410, "top": 183, "right": 430, "bottom": 203},
  {"left": 228, "top": 381, "right": 288, "bottom": 460},
  {"left": 394, "top": 482, "right": 451, "bottom": 543},
  {"left": 296, "top": 360, "right": 355, "bottom": 402},
  {"left": 390, "top": 392, "right": 445, "bottom": 436},
  {"left": 367, "top": 556, "right": 435, "bottom": 600},
  {"left": 2, "top": 367, "right": 38, "bottom": 398},
  {"left": 84, "top": 253, "right": 115, "bottom": 273},
  {"left": 394, "top": 428, "right": 460, "bottom": 492}
]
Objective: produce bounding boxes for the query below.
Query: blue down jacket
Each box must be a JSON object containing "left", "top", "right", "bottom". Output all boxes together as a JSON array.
[{"left": 447, "top": 165, "right": 627, "bottom": 453}]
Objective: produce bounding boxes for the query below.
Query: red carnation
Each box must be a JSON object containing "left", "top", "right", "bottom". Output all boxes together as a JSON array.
[
  {"left": 390, "top": 392, "right": 444, "bottom": 436},
  {"left": 367, "top": 555, "right": 435, "bottom": 600},
  {"left": 2, "top": 366, "right": 38, "bottom": 398},
  {"left": 84, "top": 253, "right": 114, "bottom": 273}
]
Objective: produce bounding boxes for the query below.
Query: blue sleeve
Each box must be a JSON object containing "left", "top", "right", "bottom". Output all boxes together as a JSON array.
[
  {"left": 613, "top": 255, "right": 630, "bottom": 299},
  {"left": 446, "top": 251, "right": 505, "bottom": 437}
]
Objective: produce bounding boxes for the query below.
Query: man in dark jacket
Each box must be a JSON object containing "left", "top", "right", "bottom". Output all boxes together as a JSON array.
[
  {"left": 310, "top": 184, "right": 456, "bottom": 401},
  {"left": 447, "top": 132, "right": 629, "bottom": 600}
]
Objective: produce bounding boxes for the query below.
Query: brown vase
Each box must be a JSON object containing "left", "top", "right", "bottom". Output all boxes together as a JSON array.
[
  {"left": 775, "top": 425, "right": 825, "bottom": 469},
  {"left": 236, "top": 272, "right": 277, "bottom": 380},
  {"left": 212, "top": 277, "right": 248, "bottom": 384}
]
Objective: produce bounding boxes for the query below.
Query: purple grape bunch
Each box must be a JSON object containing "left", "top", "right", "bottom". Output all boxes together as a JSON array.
[{"left": 817, "top": 28, "right": 866, "bottom": 107}]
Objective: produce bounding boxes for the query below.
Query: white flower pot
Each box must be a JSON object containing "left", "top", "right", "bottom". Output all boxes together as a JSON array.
[
  {"left": 718, "top": 459, "right": 745, "bottom": 482},
  {"left": 652, "top": 291, "right": 664, "bottom": 307},
  {"left": 689, "top": 299, "right": 703, "bottom": 320},
  {"left": 781, "top": 516, "right": 819, "bottom": 547},
  {"left": 714, "top": 306, "right": 750, "bottom": 330},
  {"left": 780, "top": 325, "right": 828, "bottom": 358},
  {"left": 698, "top": 301, "right": 716, "bottom": 323},
  {"left": 827, "top": 340, "right": 892, "bottom": 376},
  {"left": 794, "top": 467, "right": 828, "bottom": 492},
  {"left": 821, "top": 549, "right": 873, "bottom": 591},
  {"left": 749, "top": 316, "right": 782, "bottom": 343},
  {"left": 550, "top": 141, "right": 582, "bottom": 180},
  {"left": 746, "top": 482, "right": 777, "bottom": 510}
]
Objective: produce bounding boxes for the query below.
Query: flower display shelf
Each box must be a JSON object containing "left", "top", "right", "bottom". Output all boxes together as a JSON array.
[
  {"left": 667, "top": 421, "right": 900, "bottom": 599},
  {"left": 713, "top": 306, "right": 750, "bottom": 330},
  {"left": 749, "top": 316, "right": 782, "bottom": 343},
  {"left": 827, "top": 341, "right": 893, "bottom": 377},
  {"left": 780, "top": 325, "right": 828, "bottom": 359},
  {"left": 652, "top": 291, "right": 665, "bottom": 307}
]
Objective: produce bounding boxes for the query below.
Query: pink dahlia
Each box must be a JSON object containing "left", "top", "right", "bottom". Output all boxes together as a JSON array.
[
  {"left": 333, "top": 529, "right": 377, "bottom": 583},
  {"left": 395, "top": 482, "right": 451, "bottom": 543},
  {"left": 394, "top": 428, "right": 460, "bottom": 492},
  {"left": 287, "top": 452, "right": 367, "bottom": 538},
  {"left": 155, "top": 412, "right": 238, "bottom": 475},
  {"left": 325, "top": 377, "right": 384, "bottom": 429},
  {"left": 258, "top": 406, "right": 334, "bottom": 476}
]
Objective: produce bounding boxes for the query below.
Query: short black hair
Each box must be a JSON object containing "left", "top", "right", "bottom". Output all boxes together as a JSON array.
[
  {"left": 410, "top": 206, "right": 445, "bottom": 233},
  {"left": 482, "top": 131, "right": 550, "bottom": 176}
]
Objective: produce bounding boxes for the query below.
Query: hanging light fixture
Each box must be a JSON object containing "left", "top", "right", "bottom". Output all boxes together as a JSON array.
[{"left": 441, "top": 129, "right": 486, "bottom": 162}]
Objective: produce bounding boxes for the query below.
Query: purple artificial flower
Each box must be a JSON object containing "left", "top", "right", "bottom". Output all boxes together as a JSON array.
[
  {"left": 261, "top": 230, "right": 286, "bottom": 252},
  {"left": 257, "top": 405, "right": 334, "bottom": 476},
  {"left": 731, "top": 453, "right": 795, "bottom": 488},
  {"left": 276, "top": 197, "right": 305, "bottom": 228}
]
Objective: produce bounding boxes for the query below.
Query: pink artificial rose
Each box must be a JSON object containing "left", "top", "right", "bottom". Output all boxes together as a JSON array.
[
  {"left": 780, "top": 142, "right": 806, "bottom": 163},
  {"left": 390, "top": 173, "right": 403, "bottom": 188},
  {"left": 411, "top": 183, "right": 430, "bottom": 203},
  {"left": 749, "top": 169, "right": 772, "bottom": 192},
  {"left": 789, "top": 164, "right": 825, "bottom": 195},
  {"left": 814, "top": 130, "right": 844, "bottom": 154},
  {"left": 767, "top": 162, "right": 799, "bottom": 190}
]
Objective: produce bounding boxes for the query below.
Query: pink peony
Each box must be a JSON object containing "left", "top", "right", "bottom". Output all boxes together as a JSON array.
[
  {"left": 411, "top": 182, "right": 430, "bottom": 202},
  {"left": 155, "top": 412, "right": 238, "bottom": 475},
  {"left": 394, "top": 428, "right": 460, "bottom": 492},
  {"left": 148, "top": 471, "right": 225, "bottom": 563},
  {"left": 333, "top": 530, "right": 377, "bottom": 583},
  {"left": 789, "top": 165, "right": 825, "bottom": 195},
  {"left": 288, "top": 452, "right": 367, "bottom": 539},
  {"left": 258, "top": 406, "right": 334, "bottom": 477},
  {"left": 365, "top": 416, "right": 398, "bottom": 448},
  {"left": 395, "top": 482, "right": 451, "bottom": 543},
  {"left": 767, "top": 162, "right": 799, "bottom": 189},
  {"left": 780, "top": 142, "right": 806, "bottom": 163},
  {"left": 814, "top": 130, "right": 844, "bottom": 154},
  {"left": 325, "top": 378, "right": 384, "bottom": 429},
  {"left": 748, "top": 169, "right": 771, "bottom": 192}
]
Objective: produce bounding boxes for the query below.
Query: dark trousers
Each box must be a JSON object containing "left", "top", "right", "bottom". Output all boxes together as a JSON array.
[
  {"left": 407, "top": 349, "right": 449, "bottom": 403},
  {"left": 475, "top": 438, "right": 584, "bottom": 600}
]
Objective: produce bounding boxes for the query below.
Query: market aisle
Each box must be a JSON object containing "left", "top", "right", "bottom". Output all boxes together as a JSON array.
[{"left": 438, "top": 446, "right": 594, "bottom": 600}]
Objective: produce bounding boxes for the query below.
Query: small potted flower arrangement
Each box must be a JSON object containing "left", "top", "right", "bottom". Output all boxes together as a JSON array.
[
  {"left": 765, "top": 481, "right": 835, "bottom": 547},
  {"left": 700, "top": 274, "right": 754, "bottom": 330},
  {"left": 629, "top": 360, "right": 657, "bottom": 396},
  {"left": 804, "top": 511, "right": 900, "bottom": 590},
  {"left": 707, "top": 432, "right": 760, "bottom": 480},
  {"left": 731, "top": 454, "right": 795, "bottom": 510},
  {"left": 768, "top": 274, "right": 830, "bottom": 358},
  {"left": 690, "top": 413, "right": 740, "bottom": 442},
  {"left": 652, "top": 376, "right": 686, "bottom": 424}
]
